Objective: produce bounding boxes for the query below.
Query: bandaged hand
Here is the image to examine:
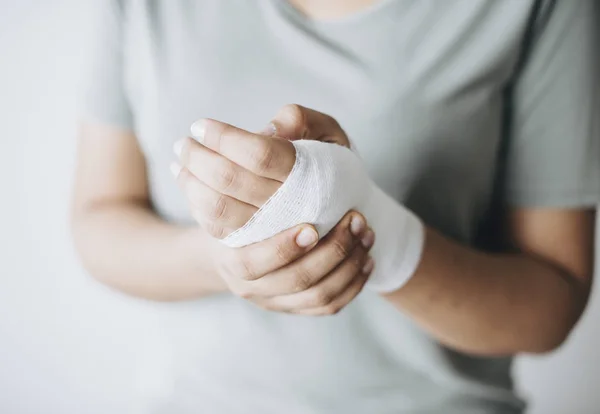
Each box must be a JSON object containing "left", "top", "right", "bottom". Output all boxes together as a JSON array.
[
  {"left": 172, "top": 114, "right": 374, "bottom": 314},
  {"left": 174, "top": 104, "right": 424, "bottom": 294}
]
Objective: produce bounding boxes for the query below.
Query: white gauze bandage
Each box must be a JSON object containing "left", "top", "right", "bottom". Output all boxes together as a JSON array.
[{"left": 221, "top": 140, "right": 425, "bottom": 293}]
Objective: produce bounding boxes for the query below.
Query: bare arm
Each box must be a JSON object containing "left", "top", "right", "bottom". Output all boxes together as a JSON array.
[
  {"left": 71, "top": 122, "right": 227, "bottom": 301},
  {"left": 265, "top": 104, "right": 596, "bottom": 355},
  {"left": 381, "top": 0, "right": 599, "bottom": 356},
  {"left": 71, "top": 121, "right": 373, "bottom": 312},
  {"left": 386, "top": 208, "right": 595, "bottom": 355}
]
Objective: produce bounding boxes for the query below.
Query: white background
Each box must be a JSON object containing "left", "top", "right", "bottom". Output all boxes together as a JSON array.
[{"left": 1, "top": 1, "right": 599, "bottom": 413}]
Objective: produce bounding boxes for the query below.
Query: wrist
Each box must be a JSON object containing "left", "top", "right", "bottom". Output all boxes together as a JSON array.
[{"left": 361, "top": 185, "right": 426, "bottom": 293}]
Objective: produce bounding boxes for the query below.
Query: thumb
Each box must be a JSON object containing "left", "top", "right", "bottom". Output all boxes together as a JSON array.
[
  {"left": 237, "top": 223, "right": 319, "bottom": 280},
  {"left": 261, "top": 104, "right": 351, "bottom": 148}
]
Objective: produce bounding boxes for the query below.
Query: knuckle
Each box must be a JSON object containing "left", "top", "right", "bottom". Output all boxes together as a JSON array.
[
  {"left": 237, "top": 256, "right": 259, "bottom": 281},
  {"left": 204, "top": 221, "right": 226, "bottom": 239},
  {"left": 208, "top": 194, "right": 228, "bottom": 221},
  {"left": 251, "top": 141, "right": 276, "bottom": 174},
  {"left": 330, "top": 238, "right": 351, "bottom": 261},
  {"left": 311, "top": 289, "right": 334, "bottom": 307},
  {"left": 213, "top": 159, "right": 237, "bottom": 191},
  {"left": 274, "top": 241, "right": 294, "bottom": 264},
  {"left": 292, "top": 267, "right": 312, "bottom": 292}
]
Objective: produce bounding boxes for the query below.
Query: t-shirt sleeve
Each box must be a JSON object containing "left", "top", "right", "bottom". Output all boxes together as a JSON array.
[
  {"left": 505, "top": 0, "right": 599, "bottom": 207},
  {"left": 79, "top": 0, "right": 134, "bottom": 130}
]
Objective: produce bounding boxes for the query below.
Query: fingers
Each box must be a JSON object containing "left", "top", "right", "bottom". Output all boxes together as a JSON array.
[
  {"left": 294, "top": 264, "right": 371, "bottom": 316},
  {"left": 190, "top": 119, "right": 295, "bottom": 182},
  {"left": 246, "top": 212, "right": 372, "bottom": 297},
  {"left": 295, "top": 262, "right": 372, "bottom": 316},
  {"left": 175, "top": 167, "right": 257, "bottom": 238},
  {"left": 221, "top": 210, "right": 375, "bottom": 315},
  {"left": 258, "top": 243, "right": 373, "bottom": 314},
  {"left": 266, "top": 104, "right": 351, "bottom": 148},
  {"left": 223, "top": 224, "right": 320, "bottom": 282},
  {"left": 176, "top": 137, "right": 280, "bottom": 208}
]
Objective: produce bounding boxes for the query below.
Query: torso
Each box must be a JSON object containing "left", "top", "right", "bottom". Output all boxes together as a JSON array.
[{"left": 121, "top": 1, "right": 538, "bottom": 412}]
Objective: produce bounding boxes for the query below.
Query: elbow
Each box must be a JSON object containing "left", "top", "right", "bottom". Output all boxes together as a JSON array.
[
  {"left": 70, "top": 212, "right": 103, "bottom": 284},
  {"left": 70, "top": 198, "right": 124, "bottom": 280},
  {"left": 524, "top": 272, "right": 592, "bottom": 355},
  {"left": 466, "top": 301, "right": 586, "bottom": 356},
  {"left": 439, "top": 327, "right": 571, "bottom": 357},
  {"left": 453, "top": 323, "right": 576, "bottom": 357},
  {"left": 523, "top": 327, "right": 571, "bottom": 355},
  {"left": 523, "top": 293, "right": 589, "bottom": 355},
  {"left": 69, "top": 203, "right": 113, "bottom": 287}
]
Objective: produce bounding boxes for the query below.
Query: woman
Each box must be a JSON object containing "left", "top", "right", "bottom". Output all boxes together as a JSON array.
[{"left": 72, "top": 0, "right": 599, "bottom": 413}]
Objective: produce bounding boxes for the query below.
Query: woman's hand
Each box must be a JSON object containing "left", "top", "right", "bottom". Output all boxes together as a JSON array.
[
  {"left": 204, "top": 210, "right": 375, "bottom": 315},
  {"left": 172, "top": 104, "right": 373, "bottom": 314},
  {"left": 172, "top": 104, "right": 350, "bottom": 239},
  {"left": 173, "top": 120, "right": 295, "bottom": 238}
]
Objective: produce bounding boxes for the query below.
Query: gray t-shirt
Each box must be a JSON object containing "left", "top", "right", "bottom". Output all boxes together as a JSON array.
[{"left": 82, "top": 1, "right": 600, "bottom": 413}]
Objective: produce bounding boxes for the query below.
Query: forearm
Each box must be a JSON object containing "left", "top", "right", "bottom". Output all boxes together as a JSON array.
[
  {"left": 384, "top": 227, "right": 590, "bottom": 355},
  {"left": 72, "top": 199, "right": 227, "bottom": 301},
  {"left": 166, "top": 128, "right": 591, "bottom": 343}
]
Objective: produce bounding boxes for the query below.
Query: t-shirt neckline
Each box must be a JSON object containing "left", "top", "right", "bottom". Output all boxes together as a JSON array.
[{"left": 270, "top": 0, "right": 400, "bottom": 27}]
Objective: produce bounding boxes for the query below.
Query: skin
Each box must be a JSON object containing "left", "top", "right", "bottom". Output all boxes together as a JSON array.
[
  {"left": 288, "top": 0, "right": 379, "bottom": 20},
  {"left": 72, "top": 120, "right": 375, "bottom": 316},
  {"left": 73, "top": 103, "right": 594, "bottom": 354},
  {"left": 279, "top": 0, "right": 595, "bottom": 355},
  {"left": 172, "top": 104, "right": 595, "bottom": 356},
  {"left": 71, "top": 0, "right": 594, "bottom": 356}
]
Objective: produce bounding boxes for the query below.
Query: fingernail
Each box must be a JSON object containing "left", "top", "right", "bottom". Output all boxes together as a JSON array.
[
  {"left": 296, "top": 227, "right": 318, "bottom": 247},
  {"left": 361, "top": 230, "right": 375, "bottom": 249},
  {"left": 173, "top": 138, "right": 186, "bottom": 157},
  {"left": 350, "top": 215, "right": 365, "bottom": 236},
  {"left": 362, "top": 257, "right": 374, "bottom": 274},
  {"left": 260, "top": 122, "right": 277, "bottom": 137},
  {"left": 170, "top": 162, "right": 182, "bottom": 178},
  {"left": 190, "top": 119, "right": 206, "bottom": 143}
]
